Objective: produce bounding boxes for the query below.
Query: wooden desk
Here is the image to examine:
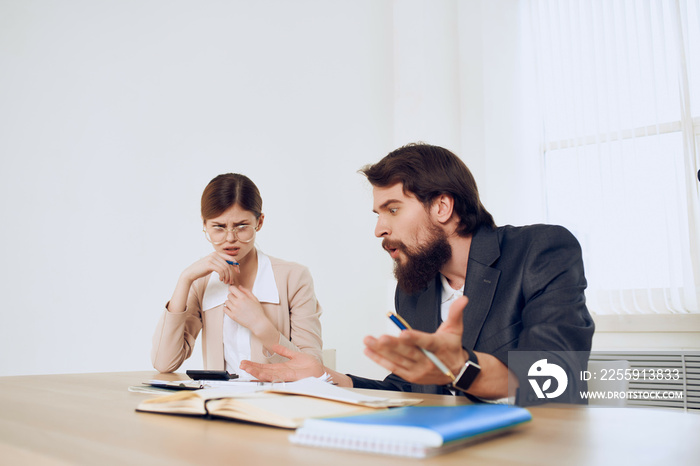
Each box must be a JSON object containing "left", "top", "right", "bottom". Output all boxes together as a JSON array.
[{"left": 0, "top": 371, "right": 698, "bottom": 465}]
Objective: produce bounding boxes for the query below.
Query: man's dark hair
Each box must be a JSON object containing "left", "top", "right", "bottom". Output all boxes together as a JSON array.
[{"left": 360, "top": 143, "right": 495, "bottom": 236}]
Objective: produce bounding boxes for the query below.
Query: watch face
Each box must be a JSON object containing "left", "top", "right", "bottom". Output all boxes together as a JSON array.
[{"left": 454, "top": 361, "right": 481, "bottom": 392}]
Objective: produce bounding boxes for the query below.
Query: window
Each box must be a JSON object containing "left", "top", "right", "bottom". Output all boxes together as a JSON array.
[{"left": 523, "top": 0, "right": 700, "bottom": 314}]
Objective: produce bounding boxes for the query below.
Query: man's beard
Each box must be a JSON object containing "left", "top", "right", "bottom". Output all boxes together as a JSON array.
[{"left": 383, "top": 225, "right": 452, "bottom": 295}]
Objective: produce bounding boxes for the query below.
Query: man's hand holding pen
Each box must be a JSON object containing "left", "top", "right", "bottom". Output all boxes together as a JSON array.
[{"left": 363, "top": 296, "right": 470, "bottom": 386}]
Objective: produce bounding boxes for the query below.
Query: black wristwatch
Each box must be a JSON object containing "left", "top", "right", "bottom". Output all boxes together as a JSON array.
[{"left": 449, "top": 348, "right": 481, "bottom": 393}]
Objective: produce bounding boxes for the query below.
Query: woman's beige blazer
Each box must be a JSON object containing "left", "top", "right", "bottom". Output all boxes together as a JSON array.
[{"left": 151, "top": 255, "right": 322, "bottom": 373}]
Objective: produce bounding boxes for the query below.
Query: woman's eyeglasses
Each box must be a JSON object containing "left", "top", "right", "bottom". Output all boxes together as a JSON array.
[{"left": 203, "top": 224, "right": 256, "bottom": 244}]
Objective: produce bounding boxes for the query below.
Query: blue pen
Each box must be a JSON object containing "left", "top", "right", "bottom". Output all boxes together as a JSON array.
[
  {"left": 388, "top": 313, "right": 408, "bottom": 330},
  {"left": 387, "top": 312, "right": 456, "bottom": 381},
  {"left": 226, "top": 260, "right": 240, "bottom": 266}
]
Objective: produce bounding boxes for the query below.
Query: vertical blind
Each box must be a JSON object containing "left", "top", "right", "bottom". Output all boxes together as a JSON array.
[{"left": 523, "top": 0, "right": 700, "bottom": 314}]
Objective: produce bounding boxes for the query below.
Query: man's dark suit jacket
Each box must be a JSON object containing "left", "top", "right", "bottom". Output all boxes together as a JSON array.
[{"left": 349, "top": 224, "right": 595, "bottom": 405}]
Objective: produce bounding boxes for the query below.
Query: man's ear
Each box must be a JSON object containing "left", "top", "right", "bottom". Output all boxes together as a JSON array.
[{"left": 431, "top": 194, "right": 455, "bottom": 225}]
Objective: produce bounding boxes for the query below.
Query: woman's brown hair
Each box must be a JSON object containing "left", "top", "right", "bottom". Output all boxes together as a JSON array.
[{"left": 201, "top": 173, "right": 263, "bottom": 221}]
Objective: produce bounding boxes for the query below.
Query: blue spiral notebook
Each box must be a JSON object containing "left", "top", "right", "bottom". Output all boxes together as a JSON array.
[{"left": 289, "top": 404, "right": 532, "bottom": 458}]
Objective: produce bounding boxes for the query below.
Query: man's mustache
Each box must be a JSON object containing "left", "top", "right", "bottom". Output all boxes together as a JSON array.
[{"left": 382, "top": 238, "right": 405, "bottom": 251}]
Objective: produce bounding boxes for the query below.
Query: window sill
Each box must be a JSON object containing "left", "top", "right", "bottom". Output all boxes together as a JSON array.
[{"left": 593, "top": 314, "right": 700, "bottom": 333}]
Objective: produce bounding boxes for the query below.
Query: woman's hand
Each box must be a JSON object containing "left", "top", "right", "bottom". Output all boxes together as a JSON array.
[
  {"left": 182, "top": 252, "right": 240, "bottom": 286},
  {"left": 224, "top": 286, "right": 275, "bottom": 340},
  {"left": 168, "top": 252, "right": 240, "bottom": 315},
  {"left": 240, "top": 344, "right": 325, "bottom": 381}
]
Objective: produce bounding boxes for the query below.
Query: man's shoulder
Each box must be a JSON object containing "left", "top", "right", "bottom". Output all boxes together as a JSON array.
[
  {"left": 493, "top": 223, "right": 579, "bottom": 249},
  {"left": 490, "top": 224, "right": 584, "bottom": 275},
  {"left": 471, "top": 224, "right": 581, "bottom": 266},
  {"left": 496, "top": 223, "right": 574, "bottom": 238}
]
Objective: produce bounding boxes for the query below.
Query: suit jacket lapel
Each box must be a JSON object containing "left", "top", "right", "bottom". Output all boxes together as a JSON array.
[{"left": 462, "top": 227, "right": 501, "bottom": 349}]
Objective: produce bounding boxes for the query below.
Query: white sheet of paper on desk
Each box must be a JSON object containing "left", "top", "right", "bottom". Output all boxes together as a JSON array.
[
  {"left": 268, "top": 377, "right": 422, "bottom": 408},
  {"left": 187, "top": 378, "right": 339, "bottom": 401}
]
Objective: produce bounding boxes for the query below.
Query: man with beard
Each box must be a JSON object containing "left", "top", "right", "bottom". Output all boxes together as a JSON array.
[{"left": 241, "top": 143, "right": 594, "bottom": 403}]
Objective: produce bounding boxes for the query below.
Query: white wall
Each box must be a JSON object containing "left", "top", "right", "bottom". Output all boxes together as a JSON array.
[
  {"left": 0, "top": 0, "right": 531, "bottom": 378},
  {"left": 390, "top": 0, "right": 540, "bottom": 226},
  {"left": 0, "top": 0, "right": 398, "bottom": 378}
]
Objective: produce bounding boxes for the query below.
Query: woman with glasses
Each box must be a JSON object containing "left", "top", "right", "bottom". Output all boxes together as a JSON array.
[{"left": 151, "top": 173, "right": 323, "bottom": 377}]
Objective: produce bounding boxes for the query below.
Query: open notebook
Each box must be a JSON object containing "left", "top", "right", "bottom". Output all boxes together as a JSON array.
[{"left": 136, "top": 377, "right": 421, "bottom": 429}]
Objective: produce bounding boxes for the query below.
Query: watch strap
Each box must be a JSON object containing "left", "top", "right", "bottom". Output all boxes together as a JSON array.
[{"left": 465, "top": 348, "right": 479, "bottom": 366}]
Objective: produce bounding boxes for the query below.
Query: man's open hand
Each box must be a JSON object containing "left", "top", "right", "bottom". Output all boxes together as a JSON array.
[{"left": 363, "top": 296, "right": 469, "bottom": 385}]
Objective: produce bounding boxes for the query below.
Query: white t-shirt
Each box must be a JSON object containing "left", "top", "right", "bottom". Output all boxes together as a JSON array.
[{"left": 440, "top": 273, "right": 463, "bottom": 323}]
